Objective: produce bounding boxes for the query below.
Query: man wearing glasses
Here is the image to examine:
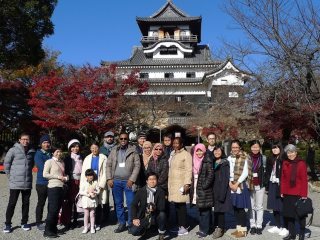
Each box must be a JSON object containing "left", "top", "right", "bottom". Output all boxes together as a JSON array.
[
  {"left": 3, "top": 133, "right": 35, "bottom": 233},
  {"left": 106, "top": 132, "right": 140, "bottom": 233},
  {"left": 100, "top": 131, "right": 116, "bottom": 158}
]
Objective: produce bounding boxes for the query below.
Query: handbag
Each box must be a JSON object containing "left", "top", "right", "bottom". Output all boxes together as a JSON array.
[
  {"left": 75, "top": 193, "right": 84, "bottom": 213},
  {"left": 295, "top": 197, "right": 313, "bottom": 226}
]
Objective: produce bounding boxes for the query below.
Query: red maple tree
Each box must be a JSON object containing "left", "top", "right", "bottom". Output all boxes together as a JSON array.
[{"left": 28, "top": 65, "right": 148, "bottom": 138}]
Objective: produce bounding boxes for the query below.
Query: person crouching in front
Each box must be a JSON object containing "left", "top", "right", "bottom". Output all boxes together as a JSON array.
[{"left": 130, "top": 171, "right": 166, "bottom": 240}]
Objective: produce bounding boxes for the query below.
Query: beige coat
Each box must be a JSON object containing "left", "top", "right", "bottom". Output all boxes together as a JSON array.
[
  {"left": 168, "top": 149, "right": 192, "bottom": 203},
  {"left": 80, "top": 154, "right": 108, "bottom": 205}
]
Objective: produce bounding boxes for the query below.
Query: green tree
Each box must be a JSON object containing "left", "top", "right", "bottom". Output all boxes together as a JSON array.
[{"left": 0, "top": 0, "right": 57, "bottom": 69}]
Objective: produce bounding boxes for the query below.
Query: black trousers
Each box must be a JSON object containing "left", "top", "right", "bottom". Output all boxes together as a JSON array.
[
  {"left": 45, "top": 187, "right": 64, "bottom": 234},
  {"left": 234, "top": 207, "right": 246, "bottom": 227},
  {"left": 284, "top": 216, "right": 306, "bottom": 237},
  {"left": 131, "top": 211, "right": 166, "bottom": 236},
  {"left": 214, "top": 212, "right": 225, "bottom": 229},
  {"left": 95, "top": 203, "right": 110, "bottom": 225},
  {"left": 174, "top": 202, "right": 187, "bottom": 228},
  {"left": 35, "top": 184, "right": 48, "bottom": 224},
  {"left": 5, "top": 189, "right": 31, "bottom": 225}
]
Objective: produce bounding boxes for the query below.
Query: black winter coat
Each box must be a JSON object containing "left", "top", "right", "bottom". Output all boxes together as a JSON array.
[
  {"left": 213, "top": 159, "right": 232, "bottom": 212},
  {"left": 190, "top": 154, "right": 214, "bottom": 209},
  {"left": 131, "top": 186, "right": 166, "bottom": 220},
  {"left": 146, "top": 154, "right": 169, "bottom": 193},
  {"left": 265, "top": 155, "right": 282, "bottom": 192}
]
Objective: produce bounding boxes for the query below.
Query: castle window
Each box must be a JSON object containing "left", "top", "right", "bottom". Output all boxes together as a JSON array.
[
  {"left": 186, "top": 72, "right": 195, "bottom": 78},
  {"left": 139, "top": 73, "right": 149, "bottom": 79},
  {"left": 164, "top": 72, "right": 174, "bottom": 78},
  {"left": 160, "top": 46, "right": 178, "bottom": 55},
  {"left": 175, "top": 96, "right": 182, "bottom": 102},
  {"left": 228, "top": 92, "right": 239, "bottom": 98}
]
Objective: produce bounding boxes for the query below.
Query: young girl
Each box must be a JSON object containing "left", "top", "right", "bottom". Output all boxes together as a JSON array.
[{"left": 79, "top": 169, "right": 100, "bottom": 234}]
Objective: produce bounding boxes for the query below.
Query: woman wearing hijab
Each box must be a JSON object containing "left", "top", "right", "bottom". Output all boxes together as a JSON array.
[
  {"left": 280, "top": 144, "right": 308, "bottom": 240},
  {"left": 189, "top": 143, "right": 213, "bottom": 238},
  {"left": 147, "top": 143, "right": 169, "bottom": 193},
  {"left": 137, "top": 141, "right": 152, "bottom": 188}
]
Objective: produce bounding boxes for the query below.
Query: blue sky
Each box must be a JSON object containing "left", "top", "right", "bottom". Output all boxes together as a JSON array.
[{"left": 44, "top": 0, "right": 242, "bottom": 67}]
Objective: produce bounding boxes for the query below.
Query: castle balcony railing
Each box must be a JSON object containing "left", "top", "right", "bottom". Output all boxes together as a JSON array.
[{"left": 141, "top": 35, "right": 198, "bottom": 43}]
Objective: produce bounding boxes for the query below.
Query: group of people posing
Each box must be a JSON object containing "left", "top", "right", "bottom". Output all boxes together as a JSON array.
[{"left": 3, "top": 131, "right": 309, "bottom": 240}]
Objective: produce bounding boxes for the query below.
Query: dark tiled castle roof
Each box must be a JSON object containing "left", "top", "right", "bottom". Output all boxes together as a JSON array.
[{"left": 102, "top": 45, "right": 221, "bottom": 67}]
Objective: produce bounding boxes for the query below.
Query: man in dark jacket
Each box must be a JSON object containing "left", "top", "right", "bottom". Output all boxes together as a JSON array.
[
  {"left": 130, "top": 171, "right": 166, "bottom": 240},
  {"left": 100, "top": 131, "right": 116, "bottom": 157},
  {"left": 3, "top": 133, "right": 35, "bottom": 233},
  {"left": 34, "top": 134, "right": 52, "bottom": 231}
]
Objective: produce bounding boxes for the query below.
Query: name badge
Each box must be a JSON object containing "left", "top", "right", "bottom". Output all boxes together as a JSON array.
[
  {"left": 119, "top": 162, "right": 125, "bottom": 168},
  {"left": 253, "top": 173, "right": 258, "bottom": 178},
  {"left": 254, "top": 185, "right": 260, "bottom": 191}
]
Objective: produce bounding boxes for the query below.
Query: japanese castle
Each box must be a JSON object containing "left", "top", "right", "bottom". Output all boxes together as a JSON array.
[{"left": 102, "top": 0, "right": 249, "bottom": 126}]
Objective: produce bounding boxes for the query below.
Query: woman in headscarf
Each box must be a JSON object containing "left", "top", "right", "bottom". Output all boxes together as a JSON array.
[
  {"left": 189, "top": 143, "right": 213, "bottom": 238},
  {"left": 137, "top": 141, "right": 152, "bottom": 188},
  {"left": 147, "top": 143, "right": 169, "bottom": 193}
]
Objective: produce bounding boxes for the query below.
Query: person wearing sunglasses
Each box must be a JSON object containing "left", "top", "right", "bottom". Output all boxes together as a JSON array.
[
  {"left": 147, "top": 143, "right": 169, "bottom": 194},
  {"left": 106, "top": 132, "right": 141, "bottom": 233}
]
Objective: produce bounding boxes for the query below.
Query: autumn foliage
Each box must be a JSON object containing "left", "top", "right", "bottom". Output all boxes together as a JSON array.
[{"left": 28, "top": 65, "right": 148, "bottom": 137}]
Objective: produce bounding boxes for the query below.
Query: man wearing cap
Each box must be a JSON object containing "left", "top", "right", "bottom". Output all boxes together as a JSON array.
[
  {"left": 34, "top": 134, "right": 52, "bottom": 231},
  {"left": 3, "top": 133, "right": 35, "bottom": 233},
  {"left": 100, "top": 131, "right": 116, "bottom": 158},
  {"left": 136, "top": 132, "right": 146, "bottom": 155}
]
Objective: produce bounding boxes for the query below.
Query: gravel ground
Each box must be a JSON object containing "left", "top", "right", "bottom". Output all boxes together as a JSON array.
[{"left": 0, "top": 173, "right": 319, "bottom": 240}]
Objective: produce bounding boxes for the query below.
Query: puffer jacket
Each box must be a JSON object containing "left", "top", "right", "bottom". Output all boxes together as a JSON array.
[
  {"left": 4, "top": 143, "right": 35, "bottom": 189},
  {"left": 190, "top": 154, "right": 214, "bottom": 209}
]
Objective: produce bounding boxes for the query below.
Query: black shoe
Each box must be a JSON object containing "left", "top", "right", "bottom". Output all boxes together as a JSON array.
[
  {"left": 256, "top": 228, "right": 262, "bottom": 235},
  {"left": 43, "top": 231, "right": 58, "bottom": 238},
  {"left": 114, "top": 224, "right": 127, "bottom": 233},
  {"left": 298, "top": 234, "right": 305, "bottom": 240},
  {"left": 250, "top": 227, "right": 256, "bottom": 235},
  {"left": 283, "top": 234, "right": 296, "bottom": 240}
]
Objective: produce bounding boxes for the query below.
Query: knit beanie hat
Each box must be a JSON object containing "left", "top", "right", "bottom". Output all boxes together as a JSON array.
[{"left": 39, "top": 134, "right": 51, "bottom": 145}]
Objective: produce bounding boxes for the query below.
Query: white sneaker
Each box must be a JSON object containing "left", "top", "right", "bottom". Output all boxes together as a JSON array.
[
  {"left": 82, "top": 228, "right": 88, "bottom": 234},
  {"left": 90, "top": 228, "right": 95, "bottom": 234},
  {"left": 267, "top": 226, "right": 281, "bottom": 234},
  {"left": 95, "top": 225, "right": 101, "bottom": 231},
  {"left": 279, "top": 228, "right": 289, "bottom": 237},
  {"left": 177, "top": 226, "right": 188, "bottom": 236}
]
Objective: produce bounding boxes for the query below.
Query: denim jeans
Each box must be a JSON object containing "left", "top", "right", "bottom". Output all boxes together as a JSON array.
[
  {"left": 199, "top": 207, "right": 211, "bottom": 234},
  {"left": 112, "top": 180, "right": 135, "bottom": 225}
]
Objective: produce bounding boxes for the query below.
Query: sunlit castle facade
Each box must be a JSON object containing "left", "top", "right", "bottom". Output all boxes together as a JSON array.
[{"left": 102, "top": 0, "right": 249, "bottom": 113}]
